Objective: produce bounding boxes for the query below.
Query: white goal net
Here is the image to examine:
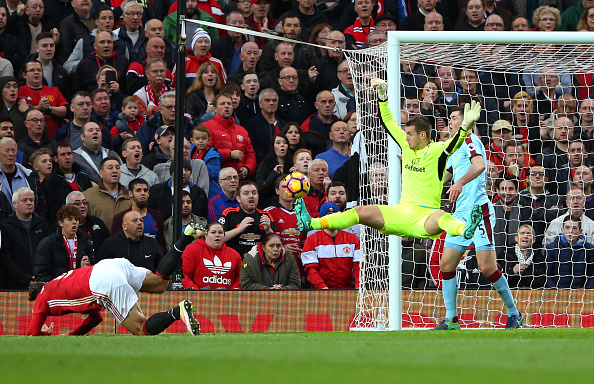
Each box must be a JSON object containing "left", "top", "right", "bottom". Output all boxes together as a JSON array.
[{"left": 346, "top": 32, "right": 594, "bottom": 330}]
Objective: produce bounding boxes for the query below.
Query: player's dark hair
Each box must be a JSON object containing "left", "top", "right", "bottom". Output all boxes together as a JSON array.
[
  {"left": 128, "top": 178, "right": 148, "bottom": 191},
  {"left": 326, "top": 181, "right": 347, "bottom": 195},
  {"left": 281, "top": 10, "right": 300, "bottom": 24},
  {"left": 563, "top": 214, "right": 582, "bottom": 229},
  {"left": 238, "top": 180, "right": 258, "bottom": 194},
  {"left": 28, "top": 282, "right": 46, "bottom": 302},
  {"left": 405, "top": 116, "right": 432, "bottom": 137},
  {"left": 100, "top": 156, "right": 120, "bottom": 170},
  {"left": 57, "top": 204, "right": 82, "bottom": 222},
  {"left": 451, "top": 105, "right": 465, "bottom": 117}
]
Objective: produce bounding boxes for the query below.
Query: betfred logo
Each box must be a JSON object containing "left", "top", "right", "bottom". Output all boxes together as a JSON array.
[
  {"left": 203, "top": 256, "right": 231, "bottom": 275},
  {"left": 202, "top": 275, "right": 232, "bottom": 285}
]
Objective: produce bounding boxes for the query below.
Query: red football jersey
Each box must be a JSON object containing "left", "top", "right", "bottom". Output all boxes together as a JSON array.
[
  {"left": 264, "top": 204, "right": 307, "bottom": 276},
  {"left": 19, "top": 85, "right": 68, "bottom": 137},
  {"left": 27, "top": 267, "right": 104, "bottom": 335}
]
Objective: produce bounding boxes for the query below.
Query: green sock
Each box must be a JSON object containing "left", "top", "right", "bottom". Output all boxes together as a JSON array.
[
  {"left": 438, "top": 213, "right": 465, "bottom": 236},
  {"left": 313, "top": 208, "right": 360, "bottom": 230}
]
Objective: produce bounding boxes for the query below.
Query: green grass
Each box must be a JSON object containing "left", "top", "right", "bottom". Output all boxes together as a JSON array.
[{"left": 2, "top": 329, "right": 594, "bottom": 383}]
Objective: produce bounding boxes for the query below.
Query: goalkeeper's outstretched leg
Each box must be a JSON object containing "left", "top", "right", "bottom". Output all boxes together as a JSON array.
[{"left": 295, "top": 199, "right": 482, "bottom": 240}]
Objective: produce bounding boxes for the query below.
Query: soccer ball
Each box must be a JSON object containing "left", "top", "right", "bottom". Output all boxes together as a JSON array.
[{"left": 282, "top": 172, "right": 310, "bottom": 199}]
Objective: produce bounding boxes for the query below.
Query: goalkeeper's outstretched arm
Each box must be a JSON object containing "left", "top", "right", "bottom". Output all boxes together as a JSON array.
[
  {"left": 372, "top": 78, "right": 408, "bottom": 149},
  {"left": 442, "top": 101, "right": 481, "bottom": 157}
]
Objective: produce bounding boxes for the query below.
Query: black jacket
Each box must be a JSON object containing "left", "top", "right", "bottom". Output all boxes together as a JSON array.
[
  {"left": 275, "top": 87, "right": 311, "bottom": 125},
  {"left": 42, "top": 162, "right": 94, "bottom": 222},
  {"left": 244, "top": 114, "right": 286, "bottom": 162},
  {"left": 34, "top": 228, "right": 93, "bottom": 283},
  {"left": 117, "top": 26, "right": 148, "bottom": 64},
  {"left": 141, "top": 146, "right": 172, "bottom": 171},
  {"left": 79, "top": 214, "right": 110, "bottom": 254},
  {"left": 210, "top": 34, "right": 247, "bottom": 73},
  {"left": 148, "top": 181, "right": 208, "bottom": 221},
  {"left": 186, "top": 90, "right": 209, "bottom": 125},
  {"left": 0, "top": 213, "right": 50, "bottom": 288},
  {"left": 57, "top": 12, "right": 92, "bottom": 64},
  {"left": 235, "top": 95, "right": 260, "bottom": 128},
  {"left": 96, "top": 230, "right": 163, "bottom": 272},
  {"left": 0, "top": 31, "right": 28, "bottom": 73},
  {"left": 0, "top": 165, "right": 48, "bottom": 219},
  {"left": 17, "top": 134, "right": 55, "bottom": 166},
  {"left": 6, "top": 13, "right": 55, "bottom": 59}
]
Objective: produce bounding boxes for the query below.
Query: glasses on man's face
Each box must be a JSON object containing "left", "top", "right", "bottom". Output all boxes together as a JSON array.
[
  {"left": 486, "top": 22, "right": 504, "bottom": 28},
  {"left": 338, "top": 69, "right": 350, "bottom": 74},
  {"left": 220, "top": 175, "right": 239, "bottom": 181},
  {"left": 26, "top": 68, "right": 43, "bottom": 73},
  {"left": 280, "top": 75, "right": 298, "bottom": 81},
  {"left": 162, "top": 105, "right": 175, "bottom": 111},
  {"left": 125, "top": 12, "right": 143, "bottom": 17},
  {"left": 529, "top": 171, "right": 545, "bottom": 176},
  {"left": 27, "top": 118, "right": 45, "bottom": 124},
  {"left": 68, "top": 200, "right": 89, "bottom": 206}
]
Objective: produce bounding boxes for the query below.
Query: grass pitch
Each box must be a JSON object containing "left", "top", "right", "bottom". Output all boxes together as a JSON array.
[{"left": 2, "top": 329, "right": 593, "bottom": 383}]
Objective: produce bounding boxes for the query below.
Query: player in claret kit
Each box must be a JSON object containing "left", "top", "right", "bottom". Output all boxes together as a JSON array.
[
  {"left": 26, "top": 223, "right": 205, "bottom": 336},
  {"left": 295, "top": 78, "right": 483, "bottom": 242},
  {"left": 434, "top": 106, "right": 522, "bottom": 330}
]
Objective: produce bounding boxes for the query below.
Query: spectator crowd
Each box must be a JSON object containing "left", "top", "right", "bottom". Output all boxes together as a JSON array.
[{"left": 1, "top": 0, "right": 594, "bottom": 291}]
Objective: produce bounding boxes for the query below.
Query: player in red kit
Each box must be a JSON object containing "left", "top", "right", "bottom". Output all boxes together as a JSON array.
[{"left": 26, "top": 223, "right": 206, "bottom": 336}]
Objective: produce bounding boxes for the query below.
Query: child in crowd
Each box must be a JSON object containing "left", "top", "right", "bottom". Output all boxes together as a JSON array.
[
  {"left": 111, "top": 97, "right": 146, "bottom": 153},
  {"left": 29, "top": 148, "right": 53, "bottom": 183},
  {"left": 190, "top": 125, "right": 223, "bottom": 199}
]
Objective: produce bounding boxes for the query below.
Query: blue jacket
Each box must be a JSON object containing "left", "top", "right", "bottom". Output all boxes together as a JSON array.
[
  {"left": 53, "top": 121, "right": 114, "bottom": 150},
  {"left": 545, "top": 234, "right": 594, "bottom": 289},
  {"left": 191, "top": 145, "right": 223, "bottom": 200}
]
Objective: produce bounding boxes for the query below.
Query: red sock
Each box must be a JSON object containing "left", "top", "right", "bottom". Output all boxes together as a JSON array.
[{"left": 487, "top": 269, "right": 502, "bottom": 283}]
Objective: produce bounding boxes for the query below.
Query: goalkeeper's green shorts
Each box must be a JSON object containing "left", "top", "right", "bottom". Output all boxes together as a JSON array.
[{"left": 377, "top": 204, "right": 441, "bottom": 240}]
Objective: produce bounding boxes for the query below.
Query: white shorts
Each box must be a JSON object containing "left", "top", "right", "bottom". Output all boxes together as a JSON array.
[{"left": 89, "top": 258, "right": 148, "bottom": 323}]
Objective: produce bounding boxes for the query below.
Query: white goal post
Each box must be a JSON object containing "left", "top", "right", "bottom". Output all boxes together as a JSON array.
[{"left": 347, "top": 31, "right": 594, "bottom": 331}]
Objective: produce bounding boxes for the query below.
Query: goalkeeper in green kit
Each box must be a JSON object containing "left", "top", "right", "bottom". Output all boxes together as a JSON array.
[{"left": 295, "top": 78, "right": 483, "bottom": 241}]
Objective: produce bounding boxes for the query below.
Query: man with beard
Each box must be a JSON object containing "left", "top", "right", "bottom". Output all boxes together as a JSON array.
[
  {"left": 219, "top": 181, "right": 275, "bottom": 258},
  {"left": 164, "top": 190, "right": 206, "bottom": 251},
  {"left": 98, "top": 209, "right": 163, "bottom": 272},
  {"left": 73, "top": 122, "right": 119, "bottom": 184},
  {"left": 111, "top": 178, "right": 166, "bottom": 252}
]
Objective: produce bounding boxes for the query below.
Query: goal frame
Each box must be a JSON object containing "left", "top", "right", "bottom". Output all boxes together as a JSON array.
[{"left": 382, "top": 31, "right": 594, "bottom": 331}]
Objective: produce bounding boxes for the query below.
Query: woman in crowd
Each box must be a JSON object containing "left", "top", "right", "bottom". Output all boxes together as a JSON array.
[
  {"left": 280, "top": 122, "right": 306, "bottom": 152},
  {"left": 186, "top": 62, "right": 222, "bottom": 124},
  {"left": 240, "top": 233, "right": 301, "bottom": 290},
  {"left": 96, "top": 65, "right": 125, "bottom": 111},
  {"left": 308, "top": 23, "right": 333, "bottom": 58},
  {"left": 343, "top": 110, "right": 357, "bottom": 140},
  {"left": 532, "top": 5, "right": 561, "bottom": 31},
  {"left": 419, "top": 80, "right": 447, "bottom": 137},
  {"left": 182, "top": 222, "right": 242, "bottom": 289},
  {"left": 256, "top": 134, "right": 292, "bottom": 207},
  {"left": 577, "top": 5, "right": 594, "bottom": 31}
]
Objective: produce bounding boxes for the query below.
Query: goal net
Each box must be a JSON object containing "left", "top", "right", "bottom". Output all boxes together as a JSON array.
[{"left": 346, "top": 32, "right": 594, "bottom": 330}]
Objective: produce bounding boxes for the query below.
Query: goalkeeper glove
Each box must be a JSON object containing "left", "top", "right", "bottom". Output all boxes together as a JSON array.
[
  {"left": 461, "top": 100, "right": 481, "bottom": 131},
  {"left": 184, "top": 218, "right": 207, "bottom": 239},
  {"left": 370, "top": 78, "right": 388, "bottom": 101}
]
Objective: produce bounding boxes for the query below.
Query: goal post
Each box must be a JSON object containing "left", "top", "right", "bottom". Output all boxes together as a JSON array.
[{"left": 347, "top": 31, "right": 594, "bottom": 331}]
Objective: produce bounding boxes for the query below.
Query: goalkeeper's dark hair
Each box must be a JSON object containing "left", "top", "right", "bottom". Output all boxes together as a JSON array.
[
  {"left": 450, "top": 105, "right": 465, "bottom": 117},
  {"left": 28, "top": 282, "right": 46, "bottom": 302},
  {"left": 404, "top": 116, "right": 432, "bottom": 137}
]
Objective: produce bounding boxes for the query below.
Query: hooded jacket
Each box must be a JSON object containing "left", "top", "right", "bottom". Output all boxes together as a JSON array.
[
  {"left": 96, "top": 230, "right": 163, "bottom": 272},
  {"left": 181, "top": 237, "right": 242, "bottom": 289}
]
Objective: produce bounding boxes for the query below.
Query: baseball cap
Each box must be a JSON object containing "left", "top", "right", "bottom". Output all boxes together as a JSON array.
[
  {"left": 250, "top": 0, "right": 270, "bottom": 4},
  {"left": 155, "top": 125, "right": 174, "bottom": 138},
  {"left": 491, "top": 120, "right": 513, "bottom": 132},
  {"left": 319, "top": 202, "right": 340, "bottom": 217},
  {"left": 170, "top": 159, "right": 192, "bottom": 174}
]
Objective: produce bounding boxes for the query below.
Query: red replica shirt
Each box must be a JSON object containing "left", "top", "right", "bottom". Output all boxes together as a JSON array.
[
  {"left": 26, "top": 267, "right": 104, "bottom": 336},
  {"left": 301, "top": 230, "right": 361, "bottom": 289},
  {"left": 19, "top": 85, "right": 68, "bottom": 137},
  {"left": 264, "top": 204, "right": 306, "bottom": 274},
  {"left": 181, "top": 238, "right": 242, "bottom": 289}
]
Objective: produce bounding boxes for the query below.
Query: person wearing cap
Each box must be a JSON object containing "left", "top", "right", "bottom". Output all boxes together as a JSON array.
[
  {"left": 246, "top": 0, "right": 279, "bottom": 49},
  {"left": 83, "top": 156, "right": 132, "bottom": 233},
  {"left": 110, "top": 177, "right": 166, "bottom": 253},
  {"left": 375, "top": 13, "right": 397, "bottom": 32},
  {"left": 164, "top": 0, "right": 219, "bottom": 48},
  {"left": 301, "top": 201, "right": 361, "bottom": 289},
  {"left": 73, "top": 121, "right": 120, "bottom": 185},
  {"left": 0, "top": 76, "right": 32, "bottom": 141},
  {"left": 344, "top": 0, "right": 376, "bottom": 50},
  {"left": 485, "top": 119, "right": 514, "bottom": 171},
  {"left": 148, "top": 158, "right": 208, "bottom": 221},
  {"left": 140, "top": 125, "right": 173, "bottom": 171},
  {"left": 179, "top": 28, "right": 226, "bottom": 91}
]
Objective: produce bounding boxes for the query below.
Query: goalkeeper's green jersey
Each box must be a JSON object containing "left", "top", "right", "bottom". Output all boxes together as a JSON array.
[{"left": 378, "top": 100, "right": 468, "bottom": 209}]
